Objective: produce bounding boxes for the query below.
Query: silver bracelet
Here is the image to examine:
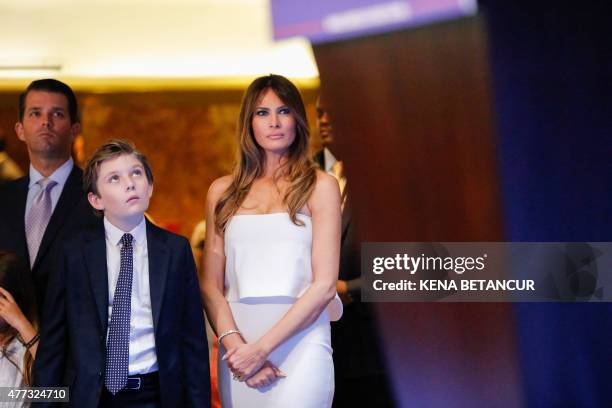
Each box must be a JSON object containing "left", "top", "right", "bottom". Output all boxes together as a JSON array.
[{"left": 217, "top": 329, "right": 242, "bottom": 346}]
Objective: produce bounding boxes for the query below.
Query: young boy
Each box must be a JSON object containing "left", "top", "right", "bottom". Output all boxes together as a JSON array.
[{"left": 34, "top": 140, "right": 211, "bottom": 407}]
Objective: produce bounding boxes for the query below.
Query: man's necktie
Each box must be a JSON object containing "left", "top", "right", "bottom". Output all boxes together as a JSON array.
[
  {"left": 105, "top": 233, "right": 134, "bottom": 394},
  {"left": 25, "top": 178, "right": 57, "bottom": 267}
]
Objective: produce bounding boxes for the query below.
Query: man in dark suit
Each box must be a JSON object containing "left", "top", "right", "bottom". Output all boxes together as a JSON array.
[
  {"left": 34, "top": 140, "right": 211, "bottom": 407},
  {"left": 0, "top": 79, "right": 97, "bottom": 314},
  {"left": 315, "top": 95, "right": 395, "bottom": 407}
]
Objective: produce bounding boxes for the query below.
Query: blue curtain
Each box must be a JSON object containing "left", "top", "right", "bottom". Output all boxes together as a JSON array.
[{"left": 483, "top": 1, "right": 612, "bottom": 406}]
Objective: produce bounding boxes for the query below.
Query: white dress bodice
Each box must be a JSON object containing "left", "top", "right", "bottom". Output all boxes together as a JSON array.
[{"left": 224, "top": 212, "right": 342, "bottom": 321}]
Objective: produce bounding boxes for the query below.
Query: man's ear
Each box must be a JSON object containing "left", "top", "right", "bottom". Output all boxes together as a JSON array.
[
  {"left": 71, "top": 122, "right": 82, "bottom": 140},
  {"left": 87, "top": 191, "right": 104, "bottom": 211},
  {"left": 14, "top": 122, "right": 25, "bottom": 142}
]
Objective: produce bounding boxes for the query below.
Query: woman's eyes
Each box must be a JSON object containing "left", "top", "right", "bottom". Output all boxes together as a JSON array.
[
  {"left": 132, "top": 169, "right": 142, "bottom": 176},
  {"left": 255, "top": 108, "right": 290, "bottom": 116},
  {"left": 109, "top": 175, "right": 119, "bottom": 183}
]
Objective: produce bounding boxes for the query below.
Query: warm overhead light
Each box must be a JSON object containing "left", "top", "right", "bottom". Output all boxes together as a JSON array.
[{"left": 0, "top": 58, "right": 62, "bottom": 78}]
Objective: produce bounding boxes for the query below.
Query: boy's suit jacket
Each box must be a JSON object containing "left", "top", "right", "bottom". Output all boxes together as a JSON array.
[{"left": 33, "top": 219, "right": 211, "bottom": 407}]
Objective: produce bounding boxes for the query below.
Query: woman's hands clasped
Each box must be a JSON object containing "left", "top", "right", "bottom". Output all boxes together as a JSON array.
[
  {"left": 223, "top": 342, "right": 267, "bottom": 379},
  {"left": 223, "top": 342, "right": 286, "bottom": 387},
  {"left": 245, "top": 361, "right": 286, "bottom": 388}
]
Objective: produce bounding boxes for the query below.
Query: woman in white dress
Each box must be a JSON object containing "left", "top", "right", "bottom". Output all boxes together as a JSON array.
[{"left": 201, "top": 74, "right": 343, "bottom": 407}]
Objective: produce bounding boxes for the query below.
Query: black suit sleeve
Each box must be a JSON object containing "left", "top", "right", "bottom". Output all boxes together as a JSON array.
[
  {"left": 33, "top": 244, "right": 69, "bottom": 399},
  {"left": 180, "top": 238, "right": 212, "bottom": 407}
]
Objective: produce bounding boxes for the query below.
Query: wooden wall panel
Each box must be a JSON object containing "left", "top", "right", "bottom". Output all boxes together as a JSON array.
[
  {"left": 80, "top": 91, "right": 242, "bottom": 236},
  {"left": 0, "top": 94, "right": 29, "bottom": 173}
]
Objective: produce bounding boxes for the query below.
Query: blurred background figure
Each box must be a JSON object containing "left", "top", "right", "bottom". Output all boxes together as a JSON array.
[
  {"left": 314, "top": 96, "right": 346, "bottom": 200},
  {"left": 190, "top": 219, "right": 207, "bottom": 272},
  {"left": 315, "top": 92, "right": 394, "bottom": 407},
  {"left": 0, "top": 251, "right": 39, "bottom": 388},
  {"left": 0, "top": 130, "right": 24, "bottom": 185},
  {"left": 71, "top": 134, "right": 87, "bottom": 168}
]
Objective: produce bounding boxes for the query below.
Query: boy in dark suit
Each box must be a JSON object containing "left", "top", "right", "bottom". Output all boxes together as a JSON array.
[{"left": 34, "top": 139, "right": 211, "bottom": 407}]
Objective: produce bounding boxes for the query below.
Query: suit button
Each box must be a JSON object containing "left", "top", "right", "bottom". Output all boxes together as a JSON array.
[{"left": 98, "top": 371, "right": 103, "bottom": 378}]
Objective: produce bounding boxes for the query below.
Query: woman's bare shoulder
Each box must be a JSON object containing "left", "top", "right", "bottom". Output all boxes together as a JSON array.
[
  {"left": 315, "top": 169, "right": 339, "bottom": 191},
  {"left": 310, "top": 170, "right": 340, "bottom": 207},
  {"left": 207, "top": 175, "right": 233, "bottom": 202}
]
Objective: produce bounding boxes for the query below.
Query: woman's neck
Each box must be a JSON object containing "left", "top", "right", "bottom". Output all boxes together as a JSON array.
[{"left": 263, "top": 152, "right": 288, "bottom": 178}]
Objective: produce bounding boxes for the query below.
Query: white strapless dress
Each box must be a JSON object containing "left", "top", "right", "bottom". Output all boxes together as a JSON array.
[{"left": 219, "top": 213, "right": 343, "bottom": 408}]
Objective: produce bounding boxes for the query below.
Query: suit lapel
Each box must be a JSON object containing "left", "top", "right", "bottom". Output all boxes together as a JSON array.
[
  {"left": 341, "top": 192, "right": 352, "bottom": 239},
  {"left": 314, "top": 149, "right": 325, "bottom": 169},
  {"left": 85, "top": 231, "right": 109, "bottom": 334},
  {"left": 33, "top": 166, "right": 83, "bottom": 269},
  {"left": 146, "top": 220, "right": 169, "bottom": 332}
]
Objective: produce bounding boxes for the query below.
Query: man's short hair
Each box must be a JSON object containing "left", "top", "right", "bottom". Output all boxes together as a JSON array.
[
  {"left": 19, "top": 79, "right": 79, "bottom": 123},
  {"left": 83, "top": 139, "right": 154, "bottom": 198}
]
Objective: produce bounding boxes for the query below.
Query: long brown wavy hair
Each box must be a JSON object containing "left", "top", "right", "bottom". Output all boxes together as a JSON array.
[
  {"left": 215, "top": 74, "right": 317, "bottom": 232},
  {"left": 0, "top": 251, "right": 38, "bottom": 385}
]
